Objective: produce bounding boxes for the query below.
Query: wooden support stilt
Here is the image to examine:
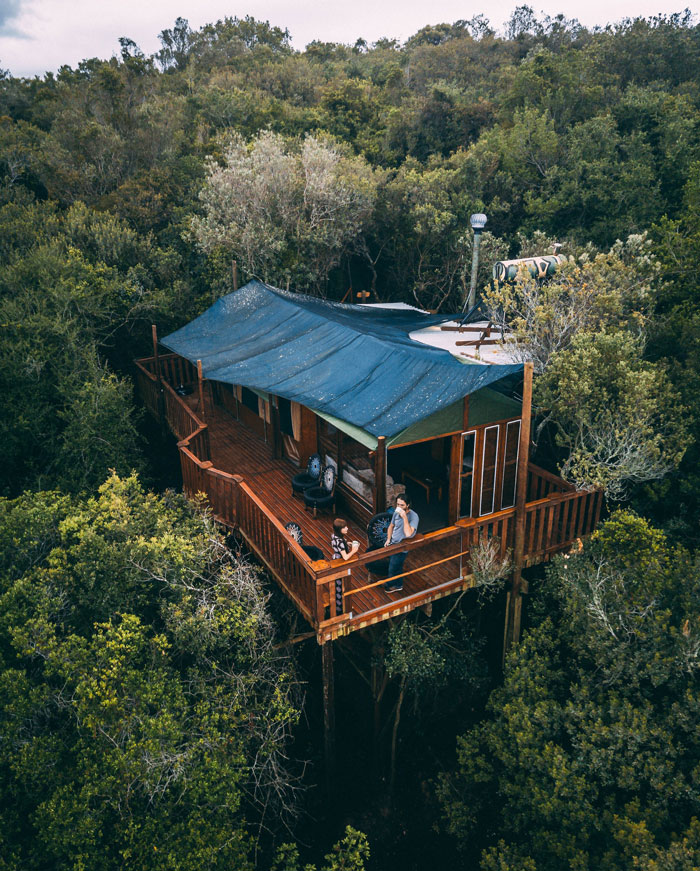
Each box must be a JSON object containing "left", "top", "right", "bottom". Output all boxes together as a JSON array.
[
  {"left": 503, "top": 362, "right": 533, "bottom": 663},
  {"left": 321, "top": 641, "right": 336, "bottom": 797},
  {"left": 370, "top": 628, "right": 386, "bottom": 780},
  {"left": 196, "top": 359, "right": 206, "bottom": 420},
  {"left": 232, "top": 260, "right": 239, "bottom": 291}
]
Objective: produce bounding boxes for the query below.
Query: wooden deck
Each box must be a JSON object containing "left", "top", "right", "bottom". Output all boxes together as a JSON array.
[
  {"left": 135, "top": 352, "right": 604, "bottom": 642},
  {"left": 186, "top": 391, "right": 477, "bottom": 625}
]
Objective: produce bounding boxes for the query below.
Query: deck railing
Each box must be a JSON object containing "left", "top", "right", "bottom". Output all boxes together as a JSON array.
[
  {"left": 312, "top": 507, "right": 517, "bottom": 633},
  {"left": 136, "top": 354, "right": 602, "bottom": 639},
  {"left": 527, "top": 463, "right": 573, "bottom": 500}
]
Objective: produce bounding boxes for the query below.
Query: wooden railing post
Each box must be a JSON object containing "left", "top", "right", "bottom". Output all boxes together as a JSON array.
[
  {"left": 196, "top": 360, "right": 206, "bottom": 422},
  {"left": 151, "top": 324, "right": 161, "bottom": 382},
  {"left": 151, "top": 325, "right": 165, "bottom": 423},
  {"left": 504, "top": 361, "right": 533, "bottom": 662}
]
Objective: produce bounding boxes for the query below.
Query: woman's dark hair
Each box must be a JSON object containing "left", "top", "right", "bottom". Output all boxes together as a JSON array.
[{"left": 332, "top": 518, "right": 348, "bottom": 539}]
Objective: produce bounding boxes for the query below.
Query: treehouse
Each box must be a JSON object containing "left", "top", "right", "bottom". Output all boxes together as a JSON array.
[{"left": 135, "top": 280, "right": 602, "bottom": 646}]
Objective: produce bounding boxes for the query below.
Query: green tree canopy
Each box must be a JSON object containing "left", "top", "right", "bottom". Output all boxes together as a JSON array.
[
  {"left": 438, "top": 511, "right": 700, "bottom": 871},
  {"left": 0, "top": 474, "right": 299, "bottom": 870}
]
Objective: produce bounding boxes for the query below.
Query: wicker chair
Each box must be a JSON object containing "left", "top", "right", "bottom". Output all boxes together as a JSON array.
[
  {"left": 365, "top": 510, "right": 394, "bottom": 576},
  {"left": 291, "top": 453, "right": 322, "bottom": 497},
  {"left": 284, "top": 521, "right": 323, "bottom": 561},
  {"left": 303, "top": 465, "right": 337, "bottom": 518}
]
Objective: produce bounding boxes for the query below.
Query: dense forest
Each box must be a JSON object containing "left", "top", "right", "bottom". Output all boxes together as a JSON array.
[{"left": 1, "top": 8, "right": 700, "bottom": 870}]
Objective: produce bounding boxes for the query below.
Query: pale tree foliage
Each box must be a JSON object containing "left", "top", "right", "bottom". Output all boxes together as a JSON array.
[
  {"left": 190, "top": 131, "right": 378, "bottom": 295},
  {"left": 554, "top": 512, "right": 700, "bottom": 678},
  {"left": 482, "top": 234, "right": 658, "bottom": 374},
  {"left": 482, "top": 235, "right": 686, "bottom": 497},
  {"left": 558, "top": 551, "right": 658, "bottom": 644},
  {"left": 469, "top": 536, "right": 512, "bottom": 600}
]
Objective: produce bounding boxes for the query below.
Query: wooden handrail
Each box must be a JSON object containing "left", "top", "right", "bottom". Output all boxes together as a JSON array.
[
  {"left": 313, "top": 507, "right": 516, "bottom": 581},
  {"left": 528, "top": 462, "right": 574, "bottom": 489},
  {"left": 134, "top": 358, "right": 159, "bottom": 383},
  {"left": 344, "top": 546, "right": 474, "bottom": 598},
  {"left": 237, "top": 480, "right": 317, "bottom": 568}
]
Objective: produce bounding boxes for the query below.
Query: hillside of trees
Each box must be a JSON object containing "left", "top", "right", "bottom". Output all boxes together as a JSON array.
[{"left": 1, "top": 9, "right": 700, "bottom": 870}]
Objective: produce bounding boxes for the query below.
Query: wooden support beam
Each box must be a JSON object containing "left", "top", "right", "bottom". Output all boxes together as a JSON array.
[
  {"left": 270, "top": 396, "right": 281, "bottom": 460},
  {"left": 321, "top": 641, "right": 336, "bottom": 798},
  {"left": 375, "top": 436, "right": 387, "bottom": 513},
  {"left": 504, "top": 361, "right": 533, "bottom": 662},
  {"left": 232, "top": 260, "right": 239, "bottom": 291},
  {"left": 299, "top": 405, "right": 318, "bottom": 468},
  {"left": 151, "top": 324, "right": 161, "bottom": 382},
  {"left": 196, "top": 359, "right": 206, "bottom": 421}
]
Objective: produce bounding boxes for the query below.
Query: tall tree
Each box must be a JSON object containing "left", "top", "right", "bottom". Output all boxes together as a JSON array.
[{"left": 190, "top": 131, "right": 379, "bottom": 295}]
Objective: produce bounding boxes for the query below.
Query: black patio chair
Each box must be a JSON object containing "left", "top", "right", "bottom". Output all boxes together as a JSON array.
[
  {"left": 284, "top": 521, "right": 323, "bottom": 561},
  {"left": 303, "top": 465, "right": 337, "bottom": 518},
  {"left": 291, "top": 452, "right": 322, "bottom": 497},
  {"left": 365, "top": 509, "right": 394, "bottom": 576}
]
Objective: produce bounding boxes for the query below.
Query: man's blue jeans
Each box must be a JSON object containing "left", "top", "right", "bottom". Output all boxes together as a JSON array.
[{"left": 385, "top": 551, "right": 407, "bottom": 590}]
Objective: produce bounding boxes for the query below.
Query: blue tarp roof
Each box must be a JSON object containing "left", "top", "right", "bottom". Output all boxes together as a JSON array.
[{"left": 161, "top": 280, "right": 523, "bottom": 439}]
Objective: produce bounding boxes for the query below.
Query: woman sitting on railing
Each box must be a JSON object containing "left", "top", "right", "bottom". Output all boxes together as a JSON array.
[{"left": 330, "top": 518, "right": 359, "bottom": 616}]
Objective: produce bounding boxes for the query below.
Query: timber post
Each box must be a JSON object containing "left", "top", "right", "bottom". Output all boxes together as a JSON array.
[
  {"left": 503, "top": 361, "right": 533, "bottom": 662},
  {"left": 270, "top": 396, "right": 281, "bottom": 460},
  {"left": 375, "top": 436, "right": 387, "bottom": 513},
  {"left": 152, "top": 324, "right": 166, "bottom": 428},
  {"left": 196, "top": 360, "right": 206, "bottom": 421},
  {"left": 232, "top": 260, "right": 239, "bottom": 291},
  {"left": 321, "top": 641, "right": 336, "bottom": 798},
  {"left": 151, "top": 324, "right": 161, "bottom": 383}
]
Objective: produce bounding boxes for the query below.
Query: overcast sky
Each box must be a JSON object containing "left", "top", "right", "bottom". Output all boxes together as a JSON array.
[{"left": 0, "top": 0, "right": 697, "bottom": 78}]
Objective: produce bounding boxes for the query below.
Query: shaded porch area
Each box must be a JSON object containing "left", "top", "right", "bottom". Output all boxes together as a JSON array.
[{"left": 185, "top": 390, "right": 477, "bottom": 624}]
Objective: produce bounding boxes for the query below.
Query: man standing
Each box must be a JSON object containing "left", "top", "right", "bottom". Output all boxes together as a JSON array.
[{"left": 383, "top": 495, "right": 419, "bottom": 592}]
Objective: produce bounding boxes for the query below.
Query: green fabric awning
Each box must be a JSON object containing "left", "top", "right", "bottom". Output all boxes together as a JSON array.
[{"left": 311, "top": 387, "right": 521, "bottom": 451}]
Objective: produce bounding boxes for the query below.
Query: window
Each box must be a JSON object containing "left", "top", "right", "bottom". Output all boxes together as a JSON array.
[
  {"left": 240, "top": 386, "right": 259, "bottom": 414},
  {"left": 318, "top": 418, "right": 338, "bottom": 467},
  {"left": 479, "top": 425, "right": 500, "bottom": 516},
  {"left": 500, "top": 420, "right": 521, "bottom": 509},
  {"left": 341, "top": 433, "right": 374, "bottom": 505},
  {"left": 277, "top": 397, "right": 294, "bottom": 437},
  {"left": 459, "top": 431, "right": 476, "bottom": 518}
]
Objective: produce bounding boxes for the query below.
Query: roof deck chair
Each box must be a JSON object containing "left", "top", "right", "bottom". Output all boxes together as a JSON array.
[
  {"left": 284, "top": 521, "right": 323, "bottom": 561},
  {"left": 291, "top": 453, "right": 322, "bottom": 497},
  {"left": 303, "top": 465, "right": 337, "bottom": 518}
]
